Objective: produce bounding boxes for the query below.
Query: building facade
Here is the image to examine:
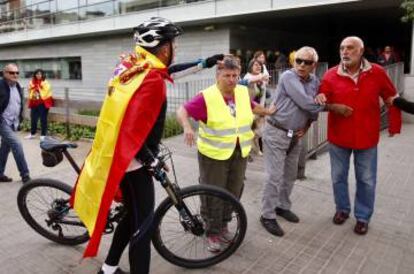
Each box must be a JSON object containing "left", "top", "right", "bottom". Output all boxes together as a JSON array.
[{"left": 0, "top": 0, "right": 410, "bottom": 100}]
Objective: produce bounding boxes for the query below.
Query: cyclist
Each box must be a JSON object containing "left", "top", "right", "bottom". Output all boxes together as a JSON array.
[{"left": 71, "top": 17, "right": 183, "bottom": 274}]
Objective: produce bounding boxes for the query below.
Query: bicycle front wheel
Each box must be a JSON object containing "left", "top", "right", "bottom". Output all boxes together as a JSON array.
[
  {"left": 152, "top": 184, "right": 247, "bottom": 268},
  {"left": 17, "top": 179, "right": 89, "bottom": 246}
]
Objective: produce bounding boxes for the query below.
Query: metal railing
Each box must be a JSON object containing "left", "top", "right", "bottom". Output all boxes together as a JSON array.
[{"left": 37, "top": 62, "right": 404, "bottom": 145}]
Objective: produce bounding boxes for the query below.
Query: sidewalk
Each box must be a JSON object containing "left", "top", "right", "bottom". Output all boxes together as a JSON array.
[{"left": 1, "top": 125, "right": 414, "bottom": 274}]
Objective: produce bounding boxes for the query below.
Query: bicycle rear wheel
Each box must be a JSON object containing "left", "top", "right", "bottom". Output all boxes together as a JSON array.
[
  {"left": 17, "top": 179, "right": 89, "bottom": 245},
  {"left": 152, "top": 184, "right": 247, "bottom": 268}
]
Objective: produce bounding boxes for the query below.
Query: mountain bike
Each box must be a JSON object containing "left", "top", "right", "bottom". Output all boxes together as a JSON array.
[{"left": 17, "top": 138, "right": 247, "bottom": 268}]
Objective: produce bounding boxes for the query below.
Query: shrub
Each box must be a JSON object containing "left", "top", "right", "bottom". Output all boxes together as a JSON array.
[
  {"left": 21, "top": 114, "right": 183, "bottom": 141},
  {"left": 78, "top": 109, "right": 100, "bottom": 116}
]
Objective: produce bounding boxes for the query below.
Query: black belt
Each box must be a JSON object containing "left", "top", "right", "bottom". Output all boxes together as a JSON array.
[
  {"left": 266, "top": 119, "right": 300, "bottom": 155},
  {"left": 266, "top": 119, "right": 298, "bottom": 134}
]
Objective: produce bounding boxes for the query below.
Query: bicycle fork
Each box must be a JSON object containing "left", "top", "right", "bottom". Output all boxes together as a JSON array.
[{"left": 154, "top": 170, "right": 205, "bottom": 236}]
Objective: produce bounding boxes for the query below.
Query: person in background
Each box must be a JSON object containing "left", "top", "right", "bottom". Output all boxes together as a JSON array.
[
  {"left": 244, "top": 58, "right": 267, "bottom": 105},
  {"left": 25, "top": 69, "right": 53, "bottom": 141},
  {"left": 378, "top": 45, "right": 397, "bottom": 66},
  {"left": 0, "top": 63, "right": 31, "bottom": 183},
  {"left": 254, "top": 50, "right": 270, "bottom": 77}
]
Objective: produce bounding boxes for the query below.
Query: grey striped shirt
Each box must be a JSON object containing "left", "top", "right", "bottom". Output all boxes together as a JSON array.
[{"left": 268, "top": 69, "right": 323, "bottom": 131}]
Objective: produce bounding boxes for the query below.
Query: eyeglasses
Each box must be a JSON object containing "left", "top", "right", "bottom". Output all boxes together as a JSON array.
[
  {"left": 6, "top": 71, "right": 19, "bottom": 75},
  {"left": 295, "top": 58, "right": 314, "bottom": 66}
]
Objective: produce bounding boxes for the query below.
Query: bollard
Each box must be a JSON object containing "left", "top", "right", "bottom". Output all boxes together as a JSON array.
[{"left": 64, "top": 87, "right": 71, "bottom": 139}]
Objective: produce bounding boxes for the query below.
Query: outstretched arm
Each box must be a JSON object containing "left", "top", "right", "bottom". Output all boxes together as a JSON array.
[{"left": 169, "top": 54, "right": 224, "bottom": 80}]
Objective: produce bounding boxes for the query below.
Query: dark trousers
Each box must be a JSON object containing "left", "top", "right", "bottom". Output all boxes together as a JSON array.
[
  {"left": 105, "top": 168, "right": 155, "bottom": 274},
  {"left": 30, "top": 104, "right": 49, "bottom": 136}
]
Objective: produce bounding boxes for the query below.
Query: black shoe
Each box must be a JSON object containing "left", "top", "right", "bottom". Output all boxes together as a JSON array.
[
  {"left": 21, "top": 175, "right": 31, "bottom": 183},
  {"left": 260, "top": 216, "right": 284, "bottom": 236},
  {"left": 332, "top": 211, "right": 349, "bottom": 225},
  {"left": 354, "top": 221, "right": 369, "bottom": 235},
  {"left": 276, "top": 208, "right": 300, "bottom": 223},
  {"left": 97, "top": 267, "right": 129, "bottom": 274},
  {"left": 0, "top": 175, "right": 12, "bottom": 183}
]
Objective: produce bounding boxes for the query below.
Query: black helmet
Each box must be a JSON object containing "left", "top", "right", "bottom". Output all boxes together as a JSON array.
[{"left": 133, "top": 17, "right": 183, "bottom": 48}]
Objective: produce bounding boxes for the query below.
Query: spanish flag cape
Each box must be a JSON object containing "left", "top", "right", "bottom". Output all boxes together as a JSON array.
[
  {"left": 71, "top": 46, "right": 171, "bottom": 258},
  {"left": 28, "top": 79, "right": 53, "bottom": 109}
]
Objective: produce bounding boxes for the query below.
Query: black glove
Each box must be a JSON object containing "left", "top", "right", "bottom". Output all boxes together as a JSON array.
[{"left": 205, "top": 54, "right": 224, "bottom": 68}]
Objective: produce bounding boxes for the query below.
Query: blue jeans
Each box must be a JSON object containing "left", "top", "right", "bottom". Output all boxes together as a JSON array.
[
  {"left": 329, "top": 143, "right": 377, "bottom": 223},
  {"left": 0, "top": 121, "right": 29, "bottom": 178}
]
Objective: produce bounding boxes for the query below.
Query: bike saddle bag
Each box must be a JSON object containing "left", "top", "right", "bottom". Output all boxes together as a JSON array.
[{"left": 41, "top": 149, "right": 63, "bottom": 167}]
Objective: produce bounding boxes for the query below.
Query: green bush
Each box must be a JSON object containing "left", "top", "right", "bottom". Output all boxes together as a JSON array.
[
  {"left": 163, "top": 115, "right": 183, "bottom": 138},
  {"left": 21, "top": 114, "right": 183, "bottom": 141},
  {"left": 78, "top": 109, "right": 100, "bottom": 116}
]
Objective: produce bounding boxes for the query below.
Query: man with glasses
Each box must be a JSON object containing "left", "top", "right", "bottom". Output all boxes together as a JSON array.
[
  {"left": 0, "top": 63, "right": 30, "bottom": 183},
  {"left": 260, "top": 47, "right": 352, "bottom": 237},
  {"left": 316, "top": 37, "right": 401, "bottom": 235}
]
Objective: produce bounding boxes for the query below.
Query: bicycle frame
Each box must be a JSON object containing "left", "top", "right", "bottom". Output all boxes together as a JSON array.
[{"left": 60, "top": 146, "right": 205, "bottom": 236}]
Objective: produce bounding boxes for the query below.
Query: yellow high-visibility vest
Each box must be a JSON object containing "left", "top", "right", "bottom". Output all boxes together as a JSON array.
[{"left": 197, "top": 84, "right": 254, "bottom": 160}]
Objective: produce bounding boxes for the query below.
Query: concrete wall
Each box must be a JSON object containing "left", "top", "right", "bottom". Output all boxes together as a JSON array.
[
  {"left": 0, "top": 0, "right": 359, "bottom": 46},
  {"left": 0, "top": 27, "right": 230, "bottom": 100},
  {"left": 403, "top": 75, "right": 414, "bottom": 123}
]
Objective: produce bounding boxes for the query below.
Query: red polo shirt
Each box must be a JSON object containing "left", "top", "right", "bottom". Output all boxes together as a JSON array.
[{"left": 319, "top": 62, "right": 401, "bottom": 150}]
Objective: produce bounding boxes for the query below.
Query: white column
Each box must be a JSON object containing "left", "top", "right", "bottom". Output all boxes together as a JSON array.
[{"left": 411, "top": 21, "right": 414, "bottom": 74}]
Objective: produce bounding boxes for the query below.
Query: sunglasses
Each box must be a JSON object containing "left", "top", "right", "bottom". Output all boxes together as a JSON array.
[
  {"left": 6, "top": 71, "right": 19, "bottom": 75},
  {"left": 295, "top": 58, "right": 314, "bottom": 66}
]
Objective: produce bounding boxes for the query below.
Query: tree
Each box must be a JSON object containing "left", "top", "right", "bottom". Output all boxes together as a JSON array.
[{"left": 402, "top": 0, "right": 414, "bottom": 22}]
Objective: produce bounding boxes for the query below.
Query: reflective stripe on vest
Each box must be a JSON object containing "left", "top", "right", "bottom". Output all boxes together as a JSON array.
[{"left": 197, "top": 84, "right": 254, "bottom": 160}]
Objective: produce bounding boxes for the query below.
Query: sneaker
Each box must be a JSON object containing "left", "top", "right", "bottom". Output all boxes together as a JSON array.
[
  {"left": 276, "top": 208, "right": 300, "bottom": 223},
  {"left": 97, "top": 267, "right": 129, "bottom": 274},
  {"left": 40, "top": 135, "right": 46, "bottom": 141},
  {"left": 260, "top": 216, "right": 284, "bottom": 236},
  {"left": 24, "top": 134, "right": 36, "bottom": 139},
  {"left": 21, "top": 175, "right": 31, "bottom": 183},
  {"left": 218, "top": 227, "right": 234, "bottom": 244},
  {"left": 0, "top": 175, "right": 12, "bottom": 183},
  {"left": 206, "top": 235, "right": 222, "bottom": 253}
]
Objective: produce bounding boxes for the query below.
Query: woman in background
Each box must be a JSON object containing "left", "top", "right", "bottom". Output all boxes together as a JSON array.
[{"left": 26, "top": 69, "right": 53, "bottom": 141}]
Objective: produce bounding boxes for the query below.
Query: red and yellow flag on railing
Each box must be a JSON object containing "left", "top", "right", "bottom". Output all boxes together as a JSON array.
[{"left": 71, "top": 46, "right": 171, "bottom": 258}]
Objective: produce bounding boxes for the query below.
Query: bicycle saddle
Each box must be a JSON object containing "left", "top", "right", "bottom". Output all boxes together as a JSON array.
[{"left": 40, "top": 137, "right": 78, "bottom": 152}]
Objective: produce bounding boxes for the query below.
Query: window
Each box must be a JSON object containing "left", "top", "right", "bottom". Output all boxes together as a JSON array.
[{"left": 0, "top": 57, "right": 82, "bottom": 80}]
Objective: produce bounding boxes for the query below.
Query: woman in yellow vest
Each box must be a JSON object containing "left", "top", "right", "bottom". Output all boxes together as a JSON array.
[
  {"left": 177, "top": 56, "right": 276, "bottom": 253},
  {"left": 25, "top": 69, "right": 53, "bottom": 141}
]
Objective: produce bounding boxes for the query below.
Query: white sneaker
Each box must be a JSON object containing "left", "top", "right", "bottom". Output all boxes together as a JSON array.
[
  {"left": 218, "top": 227, "right": 234, "bottom": 244},
  {"left": 24, "top": 134, "right": 36, "bottom": 139},
  {"left": 40, "top": 136, "right": 46, "bottom": 141},
  {"left": 206, "top": 236, "right": 222, "bottom": 253}
]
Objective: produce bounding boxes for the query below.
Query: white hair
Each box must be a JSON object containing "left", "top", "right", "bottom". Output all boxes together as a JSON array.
[
  {"left": 342, "top": 36, "right": 365, "bottom": 49},
  {"left": 3, "top": 63, "right": 18, "bottom": 72},
  {"left": 295, "top": 46, "right": 319, "bottom": 63}
]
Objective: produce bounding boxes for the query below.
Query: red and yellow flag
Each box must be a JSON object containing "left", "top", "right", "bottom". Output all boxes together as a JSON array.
[
  {"left": 71, "top": 46, "right": 171, "bottom": 258},
  {"left": 28, "top": 79, "right": 53, "bottom": 108}
]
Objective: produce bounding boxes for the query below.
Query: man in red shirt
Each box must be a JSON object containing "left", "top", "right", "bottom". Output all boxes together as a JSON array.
[{"left": 317, "top": 36, "right": 401, "bottom": 235}]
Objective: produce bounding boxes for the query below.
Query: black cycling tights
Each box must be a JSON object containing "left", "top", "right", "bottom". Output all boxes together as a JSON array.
[{"left": 105, "top": 168, "right": 155, "bottom": 274}]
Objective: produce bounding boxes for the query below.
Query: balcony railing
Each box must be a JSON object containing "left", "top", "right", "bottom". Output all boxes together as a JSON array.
[{"left": 0, "top": 0, "right": 207, "bottom": 34}]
